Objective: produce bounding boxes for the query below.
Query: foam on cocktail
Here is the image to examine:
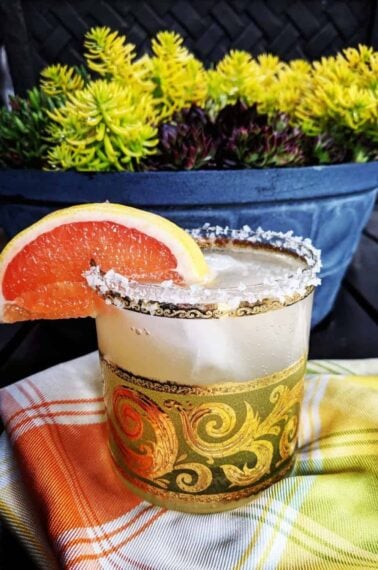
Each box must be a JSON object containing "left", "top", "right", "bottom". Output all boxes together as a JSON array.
[{"left": 204, "top": 247, "right": 303, "bottom": 287}]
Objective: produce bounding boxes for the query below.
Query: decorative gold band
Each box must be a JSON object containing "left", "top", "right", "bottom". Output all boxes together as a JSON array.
[
  {"left": 102, "top": 356, "right": 306, "bottom": 512},
  {"left": 101, "top": 354, "right": 305, "bottom": 396}
]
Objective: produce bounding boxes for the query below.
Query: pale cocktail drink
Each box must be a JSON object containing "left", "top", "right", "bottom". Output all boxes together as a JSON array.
[{"left": 87, "top": 227, "right": 321, "bottom": 513}]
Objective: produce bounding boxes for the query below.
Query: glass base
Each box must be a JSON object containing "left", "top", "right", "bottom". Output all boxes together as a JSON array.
[{"left": 109, "top": 442, "right": 296, "bottom": 513}]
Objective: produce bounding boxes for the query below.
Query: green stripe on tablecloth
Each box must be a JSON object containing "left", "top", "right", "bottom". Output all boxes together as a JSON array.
[{"left": 307, "top": 359, "right": 378, "bottom": 376}]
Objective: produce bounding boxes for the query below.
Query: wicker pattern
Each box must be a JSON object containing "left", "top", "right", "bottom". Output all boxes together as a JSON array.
[{"left": 1, "top": 0, "right": 378, "bottom": 94}]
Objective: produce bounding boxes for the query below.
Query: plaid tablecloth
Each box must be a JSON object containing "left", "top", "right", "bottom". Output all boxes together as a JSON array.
[{"left": 0, "top": 353, "right": 377, "bottom": 569}]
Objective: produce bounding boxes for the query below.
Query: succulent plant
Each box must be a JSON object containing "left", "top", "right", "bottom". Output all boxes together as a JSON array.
[
  {"left": 148, "top": 31, "right": 208, "bottom": 120},
  {"left": 311, "top": 130, "right": 377, "bottom": 164},
  {"left": 1, "top": 28, "right": 376, "bottom": 172},
  {"left": 40, "top": 65, "right": 86, "bottom": 97},
  {"left": 207, "top": 51, "right": 282, "bottom": 115},
  {"left": 150, "top": 102, "right": 312, "bottom": 170},
  {"left": 47, "top": 80, "right": 158, "bottom": 172},
  {"left": 296, "top": 45, "right": 378, "bottom": 141},
  {"left": 215, "top": 102, "right": 309, "bottom": 168},
  {"left": 0, "top": 88, "right": 56, "bottom": 168},
  {"left": 83, "top": 27, "right": 152, "bottom": 97},
  {"left": 147, "top": 105, "right": 217, "bottom": 170}
]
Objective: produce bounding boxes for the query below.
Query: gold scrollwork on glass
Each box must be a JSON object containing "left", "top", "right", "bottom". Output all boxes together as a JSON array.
[{"left": 103, "top": 355, "right": 305, "bottom": 508}]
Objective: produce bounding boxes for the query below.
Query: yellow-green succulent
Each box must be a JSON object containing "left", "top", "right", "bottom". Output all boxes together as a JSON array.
[
  {"left": 148, "top": 31, "right": 207, "bottom": 119},
  {"left": 40, "top": 64, "right": 85, "bottom": 97},
  {"left": 84, "top": 26, "right": 136, "bottom": 78},
  {"left": 84, "top": 27, "right": 153, "bottom": 97},
  {"left": 257, "top": 59, "right": 312, "bottom": 118},
  {"left": 207, "top": 50, "right": 283, "bottom": 113},
  {"left": 295, "top": 46, "right": 378, "bottom": 141},
  {"left": 47, "top": 80, "right": 158, "bottom": 171}
]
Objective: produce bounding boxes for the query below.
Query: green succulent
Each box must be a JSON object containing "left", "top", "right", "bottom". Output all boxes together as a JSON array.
[{"left": 0, "top": 88, "right": 56, "bottom": 168}]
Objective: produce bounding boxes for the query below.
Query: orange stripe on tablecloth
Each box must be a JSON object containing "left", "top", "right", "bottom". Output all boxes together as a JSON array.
[
  {"left": 15, "top": 383, "right": 100, "bottom": 527},
  {"left": 68, "top": 509, "right": 165, "bottom": 566},
  {"left": 8, "top": 408, "right": 106, "bottom": 434},
  {"left": 19, "top": 379, "right": 142, "bottom": 567},
  {"left": 5, "top": 397, "right": 104, "bottom": 426},
  {"left": 65, "top": 505, "right": 153, "bottom": 546},
  {"left": 19, "top": 381, "right": 126, "bottom": 566}
]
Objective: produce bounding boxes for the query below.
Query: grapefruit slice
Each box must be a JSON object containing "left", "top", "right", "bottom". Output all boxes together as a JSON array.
[{"left": 0, "top": 203, "right": 209, "bottom": 323}]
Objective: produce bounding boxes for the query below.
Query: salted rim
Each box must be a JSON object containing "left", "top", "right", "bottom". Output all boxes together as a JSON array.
[{"left": 84, "top": 225, "right": 322, "bottom": 312}]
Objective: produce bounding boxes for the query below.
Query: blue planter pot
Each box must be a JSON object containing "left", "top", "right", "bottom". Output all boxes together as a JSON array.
[{"left": 0, "top": 163, "right": 377, "bottom": 326}]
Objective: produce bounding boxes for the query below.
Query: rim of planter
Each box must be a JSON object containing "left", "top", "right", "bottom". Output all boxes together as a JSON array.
[{"left": 0, "top": 162, "right": 377, "bottom": 207}]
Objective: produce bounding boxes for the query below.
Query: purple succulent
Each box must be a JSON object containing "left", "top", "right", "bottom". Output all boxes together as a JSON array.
[
  {"left": 215, "top": 103, "right": 307, "bottom": 168},
  {"left": 146, "top": 100, "right": 376, "bottom": 171},
  {"left": 311, "top": 131, "right": 377, "bottom": 164},
  {"left": 147, "top": 105, "right": 217, "bottom": 170}
]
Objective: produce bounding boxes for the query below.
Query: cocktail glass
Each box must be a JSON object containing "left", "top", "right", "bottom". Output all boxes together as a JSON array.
[{"left": 87, "top": 226, "right": 321, "bottom": 513}]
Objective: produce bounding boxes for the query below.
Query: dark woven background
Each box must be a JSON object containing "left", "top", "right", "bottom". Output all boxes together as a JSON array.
[{"left": 1, "top": 0, "right": 378, "bottom": 95}]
